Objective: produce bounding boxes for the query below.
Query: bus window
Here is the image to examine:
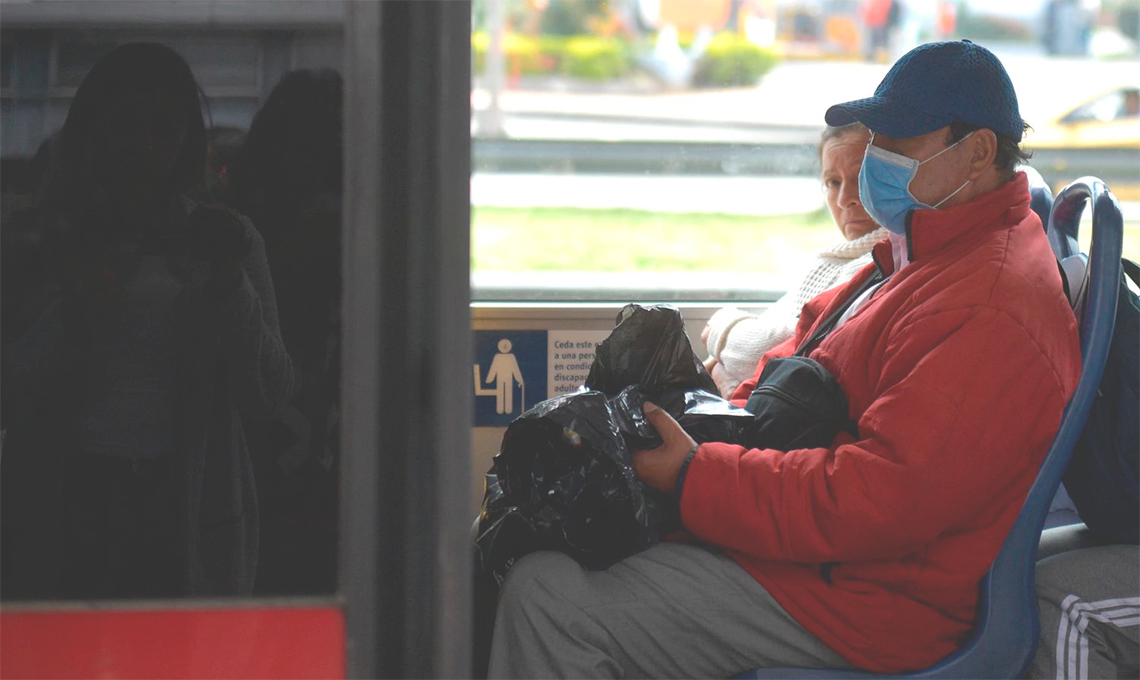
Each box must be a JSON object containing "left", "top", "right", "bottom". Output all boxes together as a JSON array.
[
  {"left": 469, "top": 0, "right": 1140, "bottom": 304},
  {"left": 0, "top": 5, "right": 344, "bottom": 601}
]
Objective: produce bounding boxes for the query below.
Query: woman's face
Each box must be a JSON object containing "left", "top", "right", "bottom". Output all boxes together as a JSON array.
[
  {"left": 821, "top": 130, "right": 879, "bottom": 241},
  {"left": 93, "top": 86, "right": 190, "bottom": 194}
]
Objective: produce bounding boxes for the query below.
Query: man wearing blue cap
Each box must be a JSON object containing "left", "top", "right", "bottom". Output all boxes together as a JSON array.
[
  {"left": 486, "top": 41, "right": 1081, "bottom": 678},
  {"left": 823, "top": 39, "right": 1033, "bottom": 238}
]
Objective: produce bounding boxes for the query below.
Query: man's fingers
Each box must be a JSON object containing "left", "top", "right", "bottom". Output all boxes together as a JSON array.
[{"left": 642, "top": 401, "right": 686, "bottom": 444}]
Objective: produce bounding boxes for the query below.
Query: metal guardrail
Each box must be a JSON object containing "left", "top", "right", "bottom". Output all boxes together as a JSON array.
[
  {"left": 1026, "top": 147, "right": 1140, "bottom": 191},
  {"left": 473, "top": 139, "right": 1140, "bottom": 188},
  {"left": 474, "top": 139, "right": 822, "bottom": 176},
  {"left": 4, "top": 142, "right": 1135, "bottom": 199}
]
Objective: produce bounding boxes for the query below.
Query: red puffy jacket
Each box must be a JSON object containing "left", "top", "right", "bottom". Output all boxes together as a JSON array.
[{"left": 680, "top": 172, "right": 1081, "bottom": 673}]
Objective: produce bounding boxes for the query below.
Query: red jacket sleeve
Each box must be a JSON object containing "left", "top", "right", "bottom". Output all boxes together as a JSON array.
[{"left": 681, "top": 305, "right": 1075, "bottom": 564}]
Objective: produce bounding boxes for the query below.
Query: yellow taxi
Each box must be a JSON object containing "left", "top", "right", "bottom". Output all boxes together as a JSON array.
[
  {"left": 1028, "top": 85, "right": 1140, "bottom": 149},
  {"left": 1023, "top": 74, "right": 1140, "bottom": 200}
]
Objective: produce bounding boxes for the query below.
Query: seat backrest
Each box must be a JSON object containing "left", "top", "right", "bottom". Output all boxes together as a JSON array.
[
  {"left": 1060, "top": 253, "right": 1090, "bottom": 311},
  {"left": 737, "top": 178, "right": 1124, "bottom": 680},
  {"left": 1047, "top": 177, "right": 1085, "bottom": 262},
  {"left": 1022, "top": 165, "right": 1054, "bottom": 231}
]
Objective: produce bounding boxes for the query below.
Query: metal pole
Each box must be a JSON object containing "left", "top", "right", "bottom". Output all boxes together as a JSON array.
[
  {"left": 341, "top": 1, "right": 382, "bottom": 677},
  {"left": 343, "top": 1, "right": 474, "bottom": 677}
]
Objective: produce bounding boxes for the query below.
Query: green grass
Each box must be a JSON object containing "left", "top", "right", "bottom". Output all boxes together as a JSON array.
[
  {"left": 473, "top": 206, "right": 1140, "bottom": 275},
  {"left": 472, "top": 207, "right": 839, "bottom": 275}
]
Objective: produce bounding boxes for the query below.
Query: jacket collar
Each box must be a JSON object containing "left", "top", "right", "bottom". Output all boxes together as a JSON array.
[{"left": 872, "top": 171, "right": 1031, "bottom": 275}]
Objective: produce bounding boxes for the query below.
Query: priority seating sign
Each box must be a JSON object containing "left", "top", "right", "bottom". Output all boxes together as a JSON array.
[
  {"left": 473, "top": 329, "right": 609, "bottom": 427},
  {"left": 473, "top": 331, "right": 547, "bottom": 427}
]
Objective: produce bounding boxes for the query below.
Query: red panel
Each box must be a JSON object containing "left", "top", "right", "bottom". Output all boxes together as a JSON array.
[{"left": 0, "top": 606, "right": 344, "bottom": 679}]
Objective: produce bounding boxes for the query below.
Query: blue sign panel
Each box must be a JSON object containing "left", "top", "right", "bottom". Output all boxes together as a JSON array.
[{"left": 473, "top": 330, "right": 548, "bottom": 427}]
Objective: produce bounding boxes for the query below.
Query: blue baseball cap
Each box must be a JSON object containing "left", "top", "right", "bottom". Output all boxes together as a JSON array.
[{"left": 825, "top": 40, "right": 1024, "bottom": 140}]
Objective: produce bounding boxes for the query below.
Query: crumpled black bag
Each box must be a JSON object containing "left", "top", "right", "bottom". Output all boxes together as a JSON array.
[
  {"left": 585, "top": 303, "right": 718, "bottom": 397},
  {"left": 475, "top": 391, "right": 649, "bottom": 583},
  {"left": 476, "top": 305, "right": 750, "bottom": 582},
  {"left": 474, "top": 385, "right": 754, "bottom": 584}
]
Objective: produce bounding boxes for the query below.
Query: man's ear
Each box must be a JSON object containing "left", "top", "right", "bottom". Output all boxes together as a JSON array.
[{"left": 966, "top": 128, "right": 999, "bottom": 180}]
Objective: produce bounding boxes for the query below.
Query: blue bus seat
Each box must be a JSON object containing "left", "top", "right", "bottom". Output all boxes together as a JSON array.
[
  {"left": 1022, "top": 165, "right": 1054, "bottom": 231},
  {"left": 734, "top": 177, "right": 1124, "bottom": 680},
  {"left": 1021, "top": 166, "right": 1083, "bottom": 530}
]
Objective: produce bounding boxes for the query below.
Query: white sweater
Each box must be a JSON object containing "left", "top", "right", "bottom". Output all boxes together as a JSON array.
[{"left": 704, "top": 228, "right": 886, "bottom": 393}]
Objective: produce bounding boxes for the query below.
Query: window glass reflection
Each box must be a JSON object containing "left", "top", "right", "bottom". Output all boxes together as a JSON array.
[
  {"left": 55, "top": 38, "right": 117, "bottom": 88},
  {"left": 1, "top": 18, "right": 343, "bottom": 601},
  {"left": 1, "top": 41, "right": 14, "bottom": 90}
]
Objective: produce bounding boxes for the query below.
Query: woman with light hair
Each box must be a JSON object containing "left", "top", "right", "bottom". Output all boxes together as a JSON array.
[{"left": 702, "top": 122, "right": 886, "bottom": 397}]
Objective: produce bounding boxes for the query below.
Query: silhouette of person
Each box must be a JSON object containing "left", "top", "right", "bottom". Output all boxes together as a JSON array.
[
  {"left": 228, "top": 68, "right": 343, "bottom": 596},
  {"left": 0, "top": 42, "right": 294, "bottom": 600}
]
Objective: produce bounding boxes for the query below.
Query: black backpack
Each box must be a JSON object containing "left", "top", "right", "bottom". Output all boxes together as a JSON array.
[
  {"left": 740, "top": 269, "right": 885, "bottom": 454},
  {"left": 1063, "top": 259, "right": 1140, "bottom": 544}
]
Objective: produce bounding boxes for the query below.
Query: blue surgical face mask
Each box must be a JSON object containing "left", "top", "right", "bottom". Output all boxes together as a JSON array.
[{"left": 858, "top": 132, "right": 973, "bottom": 235}]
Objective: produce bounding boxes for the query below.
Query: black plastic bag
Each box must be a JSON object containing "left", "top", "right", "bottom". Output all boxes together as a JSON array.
[
  {"left": 585, "top": 303, "right": 717, "bottom": 398},
  {"left": 476, "top": 384, "right": 757, "bottom": 583},
  {"left": 477, "top": 304, "right": 725, "bottom": 581},
  {"left": 475, "top": 391, "right": 656, "bottom": 583},
  {"left": 609, "top": 384, "right": 753, "bottom": 451}
]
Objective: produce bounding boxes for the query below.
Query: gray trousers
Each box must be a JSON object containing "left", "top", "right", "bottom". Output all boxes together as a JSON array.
[
  {"left": 487, "top": 542, "right": 848, "bottom": 679},
  {"left": 1029, "top": 525, "right": 1140, "bottom": 680}
]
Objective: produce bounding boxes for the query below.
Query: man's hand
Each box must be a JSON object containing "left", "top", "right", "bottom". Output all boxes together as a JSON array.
[{"left": 631, "top": 401, "right": 697, "bottom": 498}]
